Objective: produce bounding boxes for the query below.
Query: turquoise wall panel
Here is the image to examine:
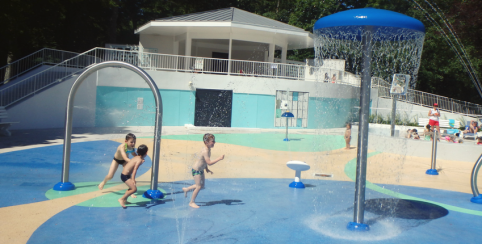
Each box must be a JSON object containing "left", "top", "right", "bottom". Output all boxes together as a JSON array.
[
  {"left": 95, "top": 87, "right": 195, "bottom": 127},
  {"left": 256, "top": 95, "right": 275, "bottom": 128},
  {"left": 307, "top": 97, "right": 358, "bottom": 129},
  {"left": 96, "top": 86, "right": 356, "bottom": 129},
  {"left": 232, "top": 93, "right": 258, "bottom": 128},
  {"left": 179, "top": 91, "right": 196, "bottom": 126}
]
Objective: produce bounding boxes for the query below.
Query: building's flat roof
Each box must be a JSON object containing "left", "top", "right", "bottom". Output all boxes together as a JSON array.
[
  {"left": 150, "top": 7, "right": 307, "bottom": 34},
  {"left": 135, "top": 7, "right": 314, "bottom": 50}
]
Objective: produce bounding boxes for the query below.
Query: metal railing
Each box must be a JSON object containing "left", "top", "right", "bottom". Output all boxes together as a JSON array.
[
  {"left": 0, "top": 48, "right": 101, "bottom": 107},
  {"left": 0, "top": 48, "right": 79, "bottom": 85},
  {"left": 2, "top": 46, "right": 482, "bottom": 116},
  {"left": 375, "top": 85, "right": 482, "bottom": 116}
]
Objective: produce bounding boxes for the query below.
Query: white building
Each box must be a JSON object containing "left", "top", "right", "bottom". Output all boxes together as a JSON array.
[{"left": 2, "top": 8, "right": 363, "bottom": 131}]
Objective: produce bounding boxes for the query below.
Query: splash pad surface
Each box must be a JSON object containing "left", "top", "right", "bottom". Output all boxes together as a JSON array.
[{"left": 0, "top": 128, "right": 481, "bottom": 243}]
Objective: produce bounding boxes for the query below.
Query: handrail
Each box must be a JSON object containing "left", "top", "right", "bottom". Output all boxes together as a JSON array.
[
  {"left": 374, "top": 85, "right": 482, "bottom": 116},
  {"left": 0, "top": 48, "right": 79, "bottom": 85},
  {"left": 0, "top": 47, "right": 100, "bottom": 107}
]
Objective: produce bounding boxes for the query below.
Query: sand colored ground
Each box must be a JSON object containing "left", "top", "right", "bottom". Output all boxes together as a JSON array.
[{"left": 1, "top": 137, "right": 480, "bottom": 243}]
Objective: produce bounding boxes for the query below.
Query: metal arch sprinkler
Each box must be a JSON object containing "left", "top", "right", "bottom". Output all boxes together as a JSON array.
[
  {"left": 53, "top": 61, "right": 164, "bottom": 200},
  {"left": 470, "top": 154, "right": 482, "bottom": 204},
  {"left": 314, "top": 8, "right": 425, "bottom": 231}
]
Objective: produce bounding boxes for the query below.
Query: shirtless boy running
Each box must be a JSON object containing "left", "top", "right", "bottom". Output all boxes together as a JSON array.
[
  {"left": 183, "top": 133, "right": 224, "bottom": 208},
  {"left": 99, "top": 133, "right": 138, "bottom": 198},
  {"left": 118, "top": 144, "right": 148, "bottom": 208}
]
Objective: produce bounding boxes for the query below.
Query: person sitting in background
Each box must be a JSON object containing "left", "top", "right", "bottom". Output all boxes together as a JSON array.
[
  {"left": 477, "top": 137, "right": 482, "bottom": 145},
  {"left": 406, "top": 129, "right": 413, "bottom": 139},
  {"left": 470, "top": 120, "right": 479, "bottom": 133},
  {"left": 424, "top": 124, "right": 432, "bottom": 140},
  {"left": 406, "top": 129, "right": 420, "bottom": 139},
  {"left": 412, "top": 129, "right": 420, "bottom": 140}
]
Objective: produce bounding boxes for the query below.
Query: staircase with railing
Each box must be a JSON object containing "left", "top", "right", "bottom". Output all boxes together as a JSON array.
[
  {"left": 374, "top": 84, "right": 482, "bottom": 116},
  {"left": 1, "top": 48, "right": 79, "bottom": 86}
]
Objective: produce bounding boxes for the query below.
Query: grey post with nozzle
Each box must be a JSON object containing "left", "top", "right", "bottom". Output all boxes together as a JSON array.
[
  {"left": 426, "top": 130, "right": 439, "bottom": 175},
  {"left": 353, "top": 27, "right": 372, "bottom": 226},
  {"left": 53, "top": 61, "right": 163, "bottom": 198},
  {"left": 391, "top": 95, "right": 397, "bottom": 137}
]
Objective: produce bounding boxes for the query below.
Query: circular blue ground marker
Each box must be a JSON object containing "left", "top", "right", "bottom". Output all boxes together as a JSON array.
[
  {"left": 289, "top": 181, "right": 305, "bottom": 188},
  {"left": 53, "top": 181, "right": 76, "bottom": 191},
  {"left": 471, "top": 195, "right": 482, "bottom": 204},
  {"left": 347, "top": 222, "right": 370, "bottom": 231},
  {"left": 143, "top": 189, "right": 164, "bottom": 199},
  {"left": 426, "top": 169, "right": 439, "bottom": 175}
]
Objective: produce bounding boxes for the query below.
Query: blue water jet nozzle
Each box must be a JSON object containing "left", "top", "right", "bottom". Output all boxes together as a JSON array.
[
  {"left": 347, "top": 222, "right": 370, "bottom": 231},
  {"left": 53, "top": 181, "right": 76, "bottom": 191},
  {"left": 143, "top": 189, "right": 164, "bottom": 199}
]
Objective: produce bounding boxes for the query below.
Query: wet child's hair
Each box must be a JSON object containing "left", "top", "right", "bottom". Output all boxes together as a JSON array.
[
  {"left": 203, "top": 133, "right": 215, "bottom": 144},
  {"left": 426, "top": 124, "right": 431, "bottom": 130},
  {"left": 346, "top": 123, "right": 351, "bottom": 128},
  {"left": 137, "top": 144, "right": 148, "bottom": 156},
  {"left": 126, "top": 133, "right": 136, "bottom": 141}
]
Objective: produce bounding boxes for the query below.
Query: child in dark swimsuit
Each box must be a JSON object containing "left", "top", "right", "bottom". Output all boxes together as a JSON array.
[
  {"left": 182, "top": 133, "right": 225, "bottom": 208},
  {"left": 98, "top": 133, "right": 138, "bottom": 197},
  {"left": 118, "top": 144, "right": 148, "bottom": 208}
]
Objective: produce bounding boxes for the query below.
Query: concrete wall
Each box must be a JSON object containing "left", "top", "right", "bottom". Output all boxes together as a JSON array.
[
  {"left": 94, "top": 68, "right": 360, "bottom": 129},
  {"left": 139, "top": 34, "right": 174, "bottom": 54},
  {"left": 7, "top": 71, "right": 98, "bottom": 130},
  {"left": 4, "top": 66, "right": 365, "bottom": 130}
]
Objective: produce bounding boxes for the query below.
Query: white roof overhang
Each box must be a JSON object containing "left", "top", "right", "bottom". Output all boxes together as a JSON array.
[{"left": 135, "top": 22, "right": 314, "bottom": 50}]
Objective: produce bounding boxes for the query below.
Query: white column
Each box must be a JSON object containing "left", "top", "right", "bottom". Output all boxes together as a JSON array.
[
  {"left": 185, "top": 33, "right": 192, "bottom": 57},
  {"left": 228, "top": 36, "right": 232, "bottom": 75},
  {"left": 269, "top": 43, "right": 275, "bottom": 63},
  {"left": 281, "top": 42, "right": 288, "bottom": 64},
  {"left": 173, "top": 39, "right": 179, "bottom": 55},
  {"left": 185, "top": 33, "right": 192, "bottom": 70}
]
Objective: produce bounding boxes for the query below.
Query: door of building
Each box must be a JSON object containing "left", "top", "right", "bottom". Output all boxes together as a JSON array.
[{"left": 194, "top": 89, "right": 233, "bottom": 127}]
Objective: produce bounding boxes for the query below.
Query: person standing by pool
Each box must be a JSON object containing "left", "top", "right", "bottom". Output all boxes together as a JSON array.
[
  {"left": 182, "top": 133, "right": 224, "bottom": 208},
  {"left": 428, "top": 103, "right": 441, "bottom": 135},
  {"left": 98, "top": 133, "right": 139, "bottom": 198},
  {"left": 344, "top": 123, "right": 351, "bottom": 149}
]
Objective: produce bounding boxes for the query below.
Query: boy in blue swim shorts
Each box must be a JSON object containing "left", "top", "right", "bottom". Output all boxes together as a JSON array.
[
  {"left": 99, "top": 133, "right": 138, "bottom": 198},
  {"left": 118, "top": 144, "right": 148, "bottom": 208},
  {"left": 183, "top": 133, "right": 224, "bottom": 208}
]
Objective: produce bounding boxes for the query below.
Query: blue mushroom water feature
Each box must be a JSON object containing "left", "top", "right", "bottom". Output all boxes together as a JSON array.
[{"left": 314, "top": 8, "right": 425, "bottom": 231}]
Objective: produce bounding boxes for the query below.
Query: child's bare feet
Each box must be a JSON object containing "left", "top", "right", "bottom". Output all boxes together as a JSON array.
[
  {"left": 182, "top": 187, "right": 188, "bottom": 198},
  {"left": 98, "top": 182, "right": 105, "bottom": 190},
  {"left": 130, "top": 194, "right": 137, "bottom": 198},
  {"left": 118, "top": 199, "right": 126, "bottom": 208},
  {"left": 189, "top": 202, "right": 199, "bottom": 208}
]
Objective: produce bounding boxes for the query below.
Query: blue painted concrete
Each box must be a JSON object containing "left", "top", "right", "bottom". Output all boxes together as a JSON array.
[
  {"left": 27, "top": 179, "right": 482, "bottom": 243},
  {"left": 0, "top": 140, "right": 150, "bottom": 208}
]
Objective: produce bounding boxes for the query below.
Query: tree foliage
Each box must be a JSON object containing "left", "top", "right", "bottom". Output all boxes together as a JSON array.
[{"left": 1, "top": 0, "right": 481, "bottom": 103}]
